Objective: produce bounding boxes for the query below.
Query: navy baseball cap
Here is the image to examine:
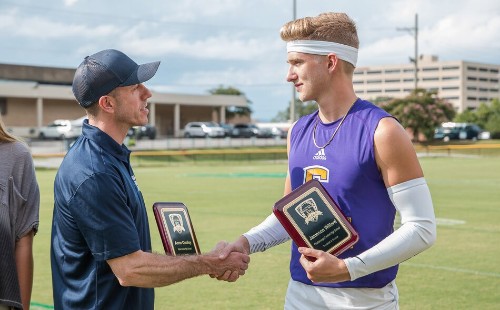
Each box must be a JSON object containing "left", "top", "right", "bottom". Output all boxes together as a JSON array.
[{"left": 72, "top": 49, "right": 160, "bottom": 108}]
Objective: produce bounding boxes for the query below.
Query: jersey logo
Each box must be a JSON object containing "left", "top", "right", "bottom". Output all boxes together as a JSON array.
[
  {"left": 312, "top": 148, "right": 327, "bottom": 160},
  {"left": 303, "top": 165, "right": 329, "bottom": 183}
]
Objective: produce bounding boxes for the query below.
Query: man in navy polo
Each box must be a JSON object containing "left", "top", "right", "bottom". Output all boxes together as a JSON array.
[{"left": 50, "top": 49, "right": 249, "bottom": 309}]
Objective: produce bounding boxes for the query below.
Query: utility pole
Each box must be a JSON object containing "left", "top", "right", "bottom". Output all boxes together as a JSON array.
[
  {"left": 397, "top": 13, "right": 419, "bottom": 91},
  {"left": 289, "top": 0, "right": 297, "bottom": 123}
]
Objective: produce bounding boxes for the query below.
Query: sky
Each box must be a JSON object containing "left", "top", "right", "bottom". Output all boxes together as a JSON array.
[{"left": 0, "top": 0, "right": 499, "bottom": 121}]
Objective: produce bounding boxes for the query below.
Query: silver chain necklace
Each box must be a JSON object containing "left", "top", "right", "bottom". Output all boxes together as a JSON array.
[{"left": 312, "top": 101, "right": 356, "bottom": 149}]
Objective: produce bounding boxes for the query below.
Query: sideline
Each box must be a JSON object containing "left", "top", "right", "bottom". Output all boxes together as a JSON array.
[
  {"left": 30, "top": 302, "right": 54, "bottom": 309},
  {"left": 403, "top": 262, "right": 500, "bottom": 278}
]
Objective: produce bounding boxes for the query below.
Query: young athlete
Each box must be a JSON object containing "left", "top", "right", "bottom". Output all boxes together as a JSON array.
[{"left": 218, "top": 12, "right": 436, "bottom": 309}]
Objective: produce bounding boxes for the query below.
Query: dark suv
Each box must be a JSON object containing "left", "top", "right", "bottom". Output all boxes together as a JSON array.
[
  {"left": 127, "top": 125, "right": 157, "bottom": 140},
  {"left": 434, "top": 122, "right": 482, "bottom": 142},
  {"left": 231, "top": 124, "right": 261, "bottom": 138}
]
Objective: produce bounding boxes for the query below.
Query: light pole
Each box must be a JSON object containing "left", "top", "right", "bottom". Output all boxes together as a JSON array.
[
  {"left": 289, "top": 0, "right": 297, "bottom": 123},
  {"left": 397, "top": 13, "right": 419, "bottom": 91}
]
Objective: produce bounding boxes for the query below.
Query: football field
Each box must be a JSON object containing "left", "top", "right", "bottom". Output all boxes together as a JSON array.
[{"left": 32, "top": 156, "right": 500, "bottom": 309}]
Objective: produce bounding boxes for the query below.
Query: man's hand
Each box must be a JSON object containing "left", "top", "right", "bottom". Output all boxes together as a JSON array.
[
  {"left": 209, "top": 237, "right": 250, "bottom": 282},
  {"left": 207, "top": 240, "right": 250, "bottom": 282},
  {"left": 298, "top": 247, "right": 351, "bottom": 283}
]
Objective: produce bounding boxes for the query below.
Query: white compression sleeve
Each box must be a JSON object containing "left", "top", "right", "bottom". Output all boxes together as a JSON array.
[
  {"left": 243, "top": 213, "right": 290, "bottom": 254},
  {"left": 344, "top": 177, "right": 437, "bottom": 281}
]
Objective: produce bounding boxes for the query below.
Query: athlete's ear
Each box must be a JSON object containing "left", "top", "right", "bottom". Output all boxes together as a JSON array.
[{"left": 326, "top": 53, "right": 338, "bottom": 72}]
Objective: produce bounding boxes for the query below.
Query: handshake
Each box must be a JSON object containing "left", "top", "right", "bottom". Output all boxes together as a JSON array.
[{"left": 205, "top": 236, "right": 251, "bottom": 282}]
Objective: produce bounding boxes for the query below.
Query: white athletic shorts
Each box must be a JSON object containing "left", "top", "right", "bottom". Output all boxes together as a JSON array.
[{"left": 284, "top": 279, "right": 399, "bottom": 310}]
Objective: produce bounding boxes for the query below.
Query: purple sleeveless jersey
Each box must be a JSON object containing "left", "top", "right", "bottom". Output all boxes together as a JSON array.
[{"left": 288, "top": 98, "right": 398, "bottom": 288}]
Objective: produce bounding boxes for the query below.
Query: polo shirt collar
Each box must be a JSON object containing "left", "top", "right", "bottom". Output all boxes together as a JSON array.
[{"left": 81, "top": 119, "right": 131, "bottom": 162}]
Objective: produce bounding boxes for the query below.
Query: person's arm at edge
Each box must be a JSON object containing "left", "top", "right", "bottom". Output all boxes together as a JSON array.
[{"left": 15, "top": 230, "right": 35, "bottom": 310}]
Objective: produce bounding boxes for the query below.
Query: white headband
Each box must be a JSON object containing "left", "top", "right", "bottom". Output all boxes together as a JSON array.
[{"left": 286, "top": 40, "right": 358, "bottom": 67}]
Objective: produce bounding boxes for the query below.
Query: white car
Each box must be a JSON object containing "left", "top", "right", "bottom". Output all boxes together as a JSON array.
[
  {"left": 38, "top": 119, "right": 83, "bottom": 140},
  {"left": 183, "top": 122, "right": 225, "bottom": 138}
]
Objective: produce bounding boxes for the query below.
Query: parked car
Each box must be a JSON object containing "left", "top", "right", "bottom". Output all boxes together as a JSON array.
[
  {"left": 218, "top": 123, "right": 234, "bottom": 137},
  {"left": 270, "top": 127, "right": 288, "bottom": 138},
  {"left": 434, "top": 122, "right": 487, "bottom": 142},
  {"left": 127, "top": 124, "right": 157, "bottom": 140},
  {"left": 183, "top": 122, "right": 225, "bottom": 138},
  {"left": 231, "top": 123, "right": 259, "bottom": 138},
  {"left": 38, "top": 119, "right": 82, "bottom": 140}
]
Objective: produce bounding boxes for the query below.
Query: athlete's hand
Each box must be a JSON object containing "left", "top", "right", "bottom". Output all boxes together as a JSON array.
[
  {"left": 208, "top": 238, "right": 250, "bottom": 282},
  {"left": 298, "top": 247, "right": 351, "bottom": 283}
]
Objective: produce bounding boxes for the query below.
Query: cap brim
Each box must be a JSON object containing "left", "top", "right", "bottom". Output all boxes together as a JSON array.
[{"left": 123, "top": 60, "right": 160, "bottom": 86}]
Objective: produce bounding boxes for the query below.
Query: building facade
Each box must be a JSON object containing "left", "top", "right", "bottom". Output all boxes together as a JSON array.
[
  {"left": 353, "top": 55, "right": 500, "bottom": 112},
  {"left": 0, "top": 64, "right": 249, "bottom": 138}
]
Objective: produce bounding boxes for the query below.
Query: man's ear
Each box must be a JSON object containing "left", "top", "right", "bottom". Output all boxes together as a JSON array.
[{"left": 98, "top": 95, "right": 115, "bottom": 113}]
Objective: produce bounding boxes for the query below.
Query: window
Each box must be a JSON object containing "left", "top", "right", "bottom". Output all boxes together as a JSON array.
[
  {"left": 385, "top": 79, "right": 400, "bottom": 83},
  {"left": 367, "top": 80, "right": 382, "bottom": 84},
  {"left": 403, "top": 68, "right": 414, "bottom": 73},
  {"left": 443, "top": 66, "right": 459, "bottom": 71},
  {"left": 353, "top": 80, "right": 364, "bottom": 84},
  {"left": 443, "top": 76, "right": 459, "bottom": 80},
  {"left": 384, "top": 69, "right": 401, "bottom": 74},
  {"left": 385, "top": 89, "right": 400, "bottom": 92},
  {"left": 367, "top": 70, "right": 382, "bottom": 74},
  {"left": 0, "top": 98, "right": 6, "bottom": 115},
  {"left": 423, "top": 77, "right": 439, "bottom": 81},
  {"left": 442, "top": 86, "right": 459, "bottom": 90},
  {"left": 467, "top": 66, "right": 477, "bottom": 71},
  {"left": 466, "top": 87, "right": 477, "bottom": 91},
  {"left": 422, "top": 67, "right": 439, "bottom": 71},
  {"left": 367, "top": 89, "right": 381, "bottom": 93},
  {"left": 490, "top": 79, "right": 499, "bottom": 83},
  {"left": 467, "top": 77, "right": 477, "bottom": 81},
  {"left": 490, "top": 69, "right": 499, "bottom": 73}
]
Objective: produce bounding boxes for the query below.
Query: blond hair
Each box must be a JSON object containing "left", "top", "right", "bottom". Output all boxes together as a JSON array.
[
  {"left": 280, "top": 12, "right": 359, "bottom": 49},
  {"left": 0, "top": 115, "right": 18, "bottom": 143}
]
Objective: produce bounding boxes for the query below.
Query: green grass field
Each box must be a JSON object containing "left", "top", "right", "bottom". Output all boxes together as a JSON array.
[{"left": 32, "top": 156, "right": 500, "bottom": 309}]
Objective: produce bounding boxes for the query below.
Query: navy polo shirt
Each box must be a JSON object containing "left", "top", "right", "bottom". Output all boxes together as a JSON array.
[{"left": 51, "top": 120, "right": 154, "bottom": 309}]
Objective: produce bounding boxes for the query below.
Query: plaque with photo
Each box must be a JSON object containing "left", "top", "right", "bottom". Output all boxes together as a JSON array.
[
  {"left": 153, "top": 202, "right": 201, "bottom": 256},
  {"left": 273, "top": 179, "right": 358, "bottom": 256}
]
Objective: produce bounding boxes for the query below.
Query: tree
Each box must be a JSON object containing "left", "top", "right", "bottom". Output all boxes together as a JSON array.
[
  {"left": 208, "top": 85, "right": 252, "bottom": 118},
  {"left": 454, "top": 99, "right": 500, "bottom": 138},
  {"left": 378, "top": 89, "right": 455, "bottom": 142}
]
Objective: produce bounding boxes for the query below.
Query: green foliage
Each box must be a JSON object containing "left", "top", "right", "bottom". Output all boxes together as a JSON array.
[
  {"left": 378, "top": 89, "right": 456, "bottom": 142},
  {"left": 454, "top": 99, "right": 500, "bottom": 138},
  {"left": 208, "top": 85, "right": 252, "bottom": 117}
]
